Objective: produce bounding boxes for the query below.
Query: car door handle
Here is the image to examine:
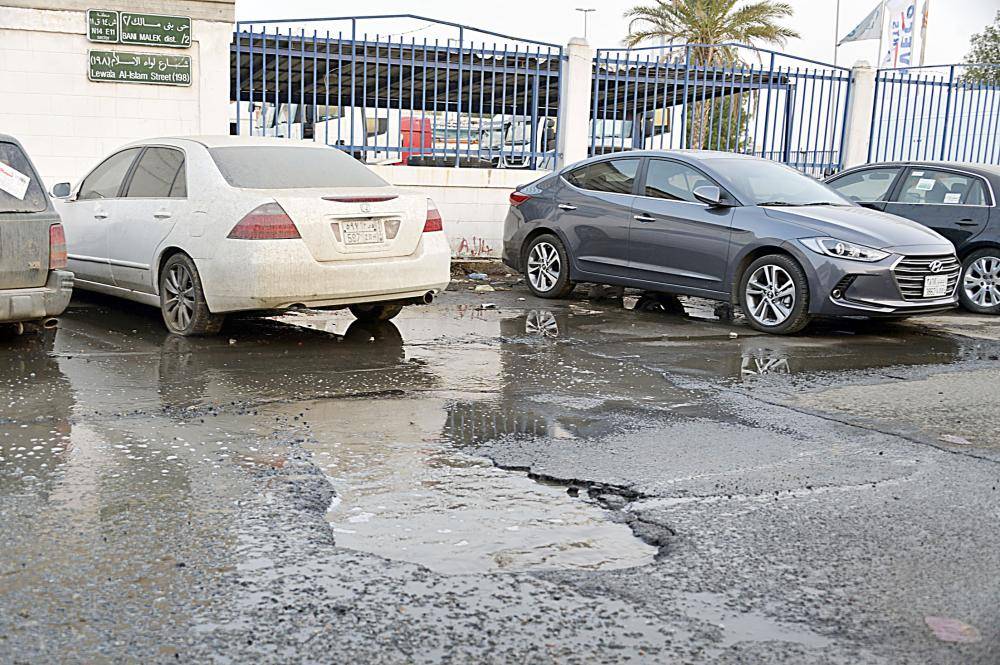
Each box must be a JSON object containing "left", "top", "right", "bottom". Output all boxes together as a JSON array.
[
  {"left": 153, "top": 211, "right": 172, "bottom": 219},
  {"left": 94, "top": 211, "right": 108, "bottom": 220},
  {"left": 557, "top": 203, "right": 577, "bottom": 211},
  {"left": 633, "top": 214, "right": 657, "bottom": 223},
  {"left": 956, "top": 219, "right": 978, "bottom": 226}
]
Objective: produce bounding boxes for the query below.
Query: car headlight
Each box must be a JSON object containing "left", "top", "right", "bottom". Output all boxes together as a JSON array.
[{"left": 800, "top": 237, "right": 890, "bottom": 262}]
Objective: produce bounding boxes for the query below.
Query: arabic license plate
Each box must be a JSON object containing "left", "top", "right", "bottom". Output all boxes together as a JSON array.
[
  {"left": 923, "top": 275, "right": 948, "bottom": 298},
  {"left": 340, "top": 220, "right": 383, "bottom": 245}
]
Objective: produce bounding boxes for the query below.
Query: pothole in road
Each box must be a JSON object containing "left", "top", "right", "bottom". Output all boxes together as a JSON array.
[{"left": 280, "top": 396, "right": 657, "bottom": 575}]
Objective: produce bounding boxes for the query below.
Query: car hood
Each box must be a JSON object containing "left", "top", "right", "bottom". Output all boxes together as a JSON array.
[{"left": 762, "top": 205, "right": 953, "bottom": 252}]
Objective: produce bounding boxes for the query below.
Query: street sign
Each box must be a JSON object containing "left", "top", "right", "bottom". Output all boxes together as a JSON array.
[
  {"left": 120, "top": 12, "right": 192, "bottom": 48},
  {"left": 87, "top": 9, "right": 119, "bottom": 43},
  {"left": 85, "top": 9, "right": 192, "bottom": 48},
  {"left": 88, "top": 50, "right": 192, "bottom": 86}
]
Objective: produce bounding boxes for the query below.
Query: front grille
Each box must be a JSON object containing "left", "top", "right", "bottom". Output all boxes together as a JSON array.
[{"left": 892, "top": 254, "right": 961, "bottom": 301}]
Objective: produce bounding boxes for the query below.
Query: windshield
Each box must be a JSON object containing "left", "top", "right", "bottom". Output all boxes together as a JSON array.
[
  {"left": 718, "top": 158, "right": 851, "bottom": 206},
  {"left": 209, "top": 146, "right": 389, "bottom": 189}
]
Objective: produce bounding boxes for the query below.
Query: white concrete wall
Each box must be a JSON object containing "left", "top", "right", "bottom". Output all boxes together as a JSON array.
[
  {"left": 370, "top": 165, "right": 549, "bottom": 259},
  {"left": 0, "top": 2, "right": 232, "bottom": 188}
]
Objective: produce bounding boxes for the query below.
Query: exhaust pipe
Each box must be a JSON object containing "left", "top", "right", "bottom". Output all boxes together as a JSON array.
[
  {"left": 42, "top": 318, "right": 59, "bottom": 330},
  {"left": 422, "top": 291, "right": 434, "bottom": 305},
  {"left": 13, "top": 322, "right": 24, "bottom": 336}
]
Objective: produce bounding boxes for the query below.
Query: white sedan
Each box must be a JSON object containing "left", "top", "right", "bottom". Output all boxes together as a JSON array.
[{"left": 52, "top": 136, "right": 451, "bottom": 335}]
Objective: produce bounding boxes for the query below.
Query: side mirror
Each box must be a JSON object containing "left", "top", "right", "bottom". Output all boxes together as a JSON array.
[
  {"left": 51, "top": 182, "right": 71, "bottom": 199},
  {"left": 693, "top": 185, "right": 726, "bottom": 207}
]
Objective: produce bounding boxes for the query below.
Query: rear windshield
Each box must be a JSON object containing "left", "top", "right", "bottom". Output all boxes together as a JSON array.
[
  {"left": 208, "top": 146, "right": 389, "bottom": 189},
  {"left": 0, "top": 142, "right": 47, "bottom": 214}
]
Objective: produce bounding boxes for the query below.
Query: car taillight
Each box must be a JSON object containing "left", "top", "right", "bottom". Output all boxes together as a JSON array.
[
  {"left": 510, "top": 191, "right": 531, "bottom": 207},
  {"left": 228, "top": 202, "right": 300, "bottom": 239},
  {"left": 423, "top": 199, "right": 443, "bottom": 232},
  {"left": 49, "top": 224, "right": 67, "bottom": 269}
]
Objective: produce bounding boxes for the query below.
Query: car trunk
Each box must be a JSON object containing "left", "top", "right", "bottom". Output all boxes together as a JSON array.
[
  {"left": 269, "top": 188, "right": 427, "bottom": 262},
  {"left": 1, "top": 140, "right": 54, "bottom": 289},
  {"left": 0, "top": 213, "right": 54, "bottom": 289}
]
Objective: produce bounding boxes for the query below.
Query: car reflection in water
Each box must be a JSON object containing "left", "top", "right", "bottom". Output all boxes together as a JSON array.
[
  {"left": 0, "top": 328, "right": 74, "bottom": 499},
  {"left": 54, "top": 294, "right": 422, "bottom": 414}
]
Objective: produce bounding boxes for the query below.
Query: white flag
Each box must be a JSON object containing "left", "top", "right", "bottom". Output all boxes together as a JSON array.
[
  {"left": 838, "top": 3, "right": 884, "bottom": 45},
  {"left": 881, "top": 0, "right": 918, "bottom": 68}
]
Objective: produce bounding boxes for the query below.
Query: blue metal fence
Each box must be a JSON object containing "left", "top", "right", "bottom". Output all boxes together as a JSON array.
[
  {"left": 590, "top": 44, "right": 852, "bottom": 176},
  {"left": 231, "top": 15, "right": 562, "bottom": 169},
  {"left": 870, "top": 64, "right": 1000, "bottom": 165}
]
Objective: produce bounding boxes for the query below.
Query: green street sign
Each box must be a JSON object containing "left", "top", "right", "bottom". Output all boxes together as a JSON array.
[
  {"left": 86, "top": 9, "right": 192, "bottom": 48},
  {"left": 120, "top": 12, "right": 192, "bottom": 48},
  {"left": 87, "top": 9, "right": 119, "bottom": 43},
  {"left": 88, "top": 50, "right": 192, "bottom": 86}
]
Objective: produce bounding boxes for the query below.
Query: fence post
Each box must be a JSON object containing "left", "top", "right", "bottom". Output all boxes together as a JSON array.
[
  {"left": 556, "top": 37, "right": 594, "bottom": 169},
  {"left": 841, "top": 60, "right": 877, "bottom": 168}
]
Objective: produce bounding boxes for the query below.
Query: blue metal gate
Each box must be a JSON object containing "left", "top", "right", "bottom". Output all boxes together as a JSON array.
[
  {"left": 870, "top": 64, "right": 1000, "bottom": 164},
  {"left": 231, "top": 15, "right": 562, "bottom": 169},
  {"left": 590, "top": 44, "right": 852, "bottom": 176}
]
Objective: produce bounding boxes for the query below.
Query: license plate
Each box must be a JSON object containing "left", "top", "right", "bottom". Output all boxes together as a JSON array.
[
  {"left": 339, "top": 220, "right": 383, "bottom": 245},
  {"left": 923, "top": 274, "right": 948, "bottom": 298}
]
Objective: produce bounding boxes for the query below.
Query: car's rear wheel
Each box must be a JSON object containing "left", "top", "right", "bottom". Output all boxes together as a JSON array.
[
  {"left": 959, "top": 249, "right": 1000, "bottom": 314},
  {"left": 349, "top": 303, "right": 404, "bottom": 322},
  {"left": 160, "top": 254, "right": 225, "bottom": 336},
  {"left": 739, "top": 255, "right": 811, "bottom": 335},
  {"left": 524, "top": 234, "right": 575, "bottom": 298}
]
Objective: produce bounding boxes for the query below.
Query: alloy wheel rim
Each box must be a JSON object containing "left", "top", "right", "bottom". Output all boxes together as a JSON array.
[
  {"left": 163, "top": 264, "right": 196, "bottom": 331},
  {"left": 963, "top": 256, "right": 1000, "bottom": 308},
  {"left": 745, "top": 264, "right": 796, "bottom": 326},
  {"left": 527, "top": 242, "right": 561, "bottom": 293}
]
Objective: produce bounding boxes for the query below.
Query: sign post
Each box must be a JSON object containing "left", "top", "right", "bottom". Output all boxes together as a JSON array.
[
  {"left": 120, "top": 12, "right": 192, "bottom": 48},
  {"left": 85, "top": 10, "right": 192, "bottom": 48},
  {"left": 86, "top": 9, "right": 119, "bottom": 43},
  {"left": 88, "top": 50, "right": 192, "bottom": 86}
]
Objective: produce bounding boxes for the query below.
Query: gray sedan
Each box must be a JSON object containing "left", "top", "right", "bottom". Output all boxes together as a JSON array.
[{"left": 502, "top": 151, "right": 959, "bottom": 334}]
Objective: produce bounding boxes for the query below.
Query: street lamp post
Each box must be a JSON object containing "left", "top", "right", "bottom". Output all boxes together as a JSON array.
[{"left": 575, "top": 8, "right": 595, "bottom": 40}]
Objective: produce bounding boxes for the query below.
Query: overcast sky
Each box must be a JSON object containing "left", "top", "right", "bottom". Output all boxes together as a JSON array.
[{"left": 236, "top": 0, "right": 997, "bottom": 68}]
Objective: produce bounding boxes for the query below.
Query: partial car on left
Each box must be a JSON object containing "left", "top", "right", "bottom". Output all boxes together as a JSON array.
[{"left": 0, "top": 134, "right": 73, "bottom": 333}]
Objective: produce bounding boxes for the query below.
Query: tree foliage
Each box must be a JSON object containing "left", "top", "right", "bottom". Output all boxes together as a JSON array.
[
  {"left": 964, "top": 10, "right": 1000, "bottom": 85},
  {"left": 623, "top": 0, "right": 798, "bottom": 66},
  {"left": 622, "top": 1, "right": 799, "bottom": 150}
]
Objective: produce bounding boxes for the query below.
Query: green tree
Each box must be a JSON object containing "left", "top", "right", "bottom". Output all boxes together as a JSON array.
[
  {"left": 964, "top": 10, "right": 1000, "bottom": 84},
  {"left": 623, "top": 0, "right": 798, "bottom": 65},
  {"left": 622, "top": 0, "right": 798, "bottom": 149}
]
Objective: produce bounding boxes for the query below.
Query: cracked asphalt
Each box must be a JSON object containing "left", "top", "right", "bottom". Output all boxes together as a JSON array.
[{"left": 1, "top": 281, "right": 998, "bottom": 664}]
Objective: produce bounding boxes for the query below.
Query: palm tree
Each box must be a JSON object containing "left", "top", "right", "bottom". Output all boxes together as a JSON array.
[
  {"left": 622, "top": 0, "right": 798, "bottom": 149},
  {"left": 624, "top": 0, "right": 798, "bottom": 65}
]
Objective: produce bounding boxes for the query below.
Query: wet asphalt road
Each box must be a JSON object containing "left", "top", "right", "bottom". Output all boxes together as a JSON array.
[{"left": 1, "top": 281, "right": 998, "bottom": 664}]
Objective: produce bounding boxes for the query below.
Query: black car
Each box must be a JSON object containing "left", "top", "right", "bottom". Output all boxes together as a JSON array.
[{"left": 826, "top": 162, "right": 1000, "bottom": 314}]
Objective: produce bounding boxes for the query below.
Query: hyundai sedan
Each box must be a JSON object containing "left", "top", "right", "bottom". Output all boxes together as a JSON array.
[
  {"left": 503, "top": 151, "right": 959, "bottom": 334},
  {"left": 52, "top": 136, "right": 450, "bottom": 335}
]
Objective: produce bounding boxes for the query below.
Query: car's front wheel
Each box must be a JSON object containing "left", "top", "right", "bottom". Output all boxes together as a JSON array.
[
  {"left": 159, "top": 254, "right": 225, "bottom": 336},
  {"left": 959, "top": 249, "right": 1000, "bottom": 314},
  {"left": 524, "top": 234, "right": 575, "bottom": 298},
  {"left": 349, "top": 303, "right": 403, "bottom": 322},
  {"left": 739, "top": 254, "right": 811, "bottom": 335}
]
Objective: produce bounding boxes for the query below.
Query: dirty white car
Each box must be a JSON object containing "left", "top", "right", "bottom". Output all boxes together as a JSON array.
[{"left": 52, "top": 136, "right": 450, "bottom": 335}]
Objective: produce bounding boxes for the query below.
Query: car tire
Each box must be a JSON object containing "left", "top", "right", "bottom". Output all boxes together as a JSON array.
[
  {"left": 523, "top": 234, "right": 575, "bottom": 299},
  {"left": 159, "top": 253, "right": 225, "bottom": 336},
  {"left": 349, "top": 303, "right": 404, "bottom": 322},
  {"left": 958, "top": 248, "right": 1000, "bottom": 314},
  {"left": 739, "top": 254, "right": 812, "bottom": 335}
]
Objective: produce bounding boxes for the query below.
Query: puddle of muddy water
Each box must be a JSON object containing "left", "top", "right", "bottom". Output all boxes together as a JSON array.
[{"left": 270, "top": 395, "right": 657, "bottom": 575}]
